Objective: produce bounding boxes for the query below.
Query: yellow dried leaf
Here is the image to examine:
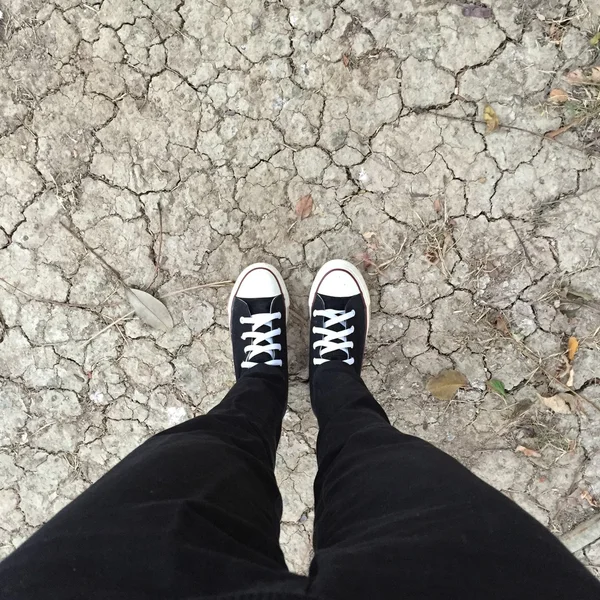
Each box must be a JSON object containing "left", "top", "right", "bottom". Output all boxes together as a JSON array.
[
  {"left": 426, "top": 370, "right": 468, "bottom": 401},
  {"left": 568, "top": 336, "right": 579, "bottom": 361},
  {"left": 483, "top": 104, "right": 500, "bottom": 133}
]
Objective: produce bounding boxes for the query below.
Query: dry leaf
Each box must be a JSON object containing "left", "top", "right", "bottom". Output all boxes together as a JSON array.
[
  {"left": 516, "top": 445, "right": 541, "bottom": 458},
  {"left": 568, "top": 336, "right": 579, "bottom": 361},
  {"left": 581, "top": 489, "right": 600, "bottom": 508},
  {"left": 295, "top": 194, "right": 313, "bottom": 220},
  {"left": 565, "top": 67, "right": 600, "bottom": 85},
  {"left": 540, "top": 393, "right": 575, "bottom": 414},
  {"left": 426, "top": 370, "right": 469, "bottom": 401},
  {"left": 493, "top": 313, "right": 510, "bottom": 335},
  {"left": 125, "top": 287, "right": 174, "bottom": 332},
  {"left": 545, "top": 121, "right": 578, "bottom": 139},
  {"left": 566, "top": 368, "right": 575, "bottom": 388},
  {"left": 433, "top": 198, "right": 442, "bottom": 213},
  {"left": 483, "top": 104, "right": 500, "bottom": 133},
  {"left": 548, "top": 88, "right": 569, "bottom": 104}
]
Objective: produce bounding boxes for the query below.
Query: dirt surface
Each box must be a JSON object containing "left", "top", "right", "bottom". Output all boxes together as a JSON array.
[{"left": 2, "top": 0, "right": 600, "bottom": 575}]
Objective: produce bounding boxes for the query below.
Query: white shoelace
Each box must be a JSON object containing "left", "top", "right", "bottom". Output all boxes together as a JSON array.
[
  {"left": 312, "top": 308, "right": 355, "bottom": 366},
  {"left": 240, "top": 312, "right": 282, "bottom": 369}
]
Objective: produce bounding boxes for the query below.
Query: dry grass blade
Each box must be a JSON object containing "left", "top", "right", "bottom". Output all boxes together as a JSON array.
[
  {"left": 60, "top": 221, "right": 124, "bottom": 283},
  {"left": 84, "top": 310, "right": 135, "bottom": 346},
  {"left": 0, "top": 276, "right": 103, "bottom": 313},
  {"left": 161, "top": 280, "right": 233, "bottom": 298},
  {"left": 145, "top": 201, "right": 163, "bottom": 291},
  {"left": 431, "top": 112, "right": 589, "bottom": 154}
]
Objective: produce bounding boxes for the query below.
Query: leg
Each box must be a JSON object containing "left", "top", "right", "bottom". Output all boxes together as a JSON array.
[
  {"left": 309, "top": 362, "right": 600, "bottom": 600},
  {"left": 305, "top": 259, "right": 600, "bottom": 600},
  {"left": 0, "top": 366, "right": 305, "bottom": 600},
  {"left": 0, "top": 264, "right": 306, "bottom": 600}
]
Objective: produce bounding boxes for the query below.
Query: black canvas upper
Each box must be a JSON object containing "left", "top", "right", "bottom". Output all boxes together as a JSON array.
[
  {"left": 309, "top": 292, "right": 367, "bottom": 381},
  {"left": 230, "top": 295, "right": 287, "bottom": 380}
]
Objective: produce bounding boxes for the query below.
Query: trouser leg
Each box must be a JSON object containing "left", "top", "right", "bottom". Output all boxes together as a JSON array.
[
  {"left": 308, "top": 362, "right": 600, "bottom": 600},
  {"left": 0, "top": 365, "right": 307, "bottom": 600}
]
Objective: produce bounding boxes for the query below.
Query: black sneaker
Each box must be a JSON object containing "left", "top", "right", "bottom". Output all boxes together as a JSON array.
[
  {"left": 228, "top": 263, "right": 289, "bottom": 380},
  {"left": 308, "top": 259, "right": 370, "bottom": 380}
]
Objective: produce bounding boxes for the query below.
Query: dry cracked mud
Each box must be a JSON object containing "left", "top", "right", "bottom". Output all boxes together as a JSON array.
[{"left": 1, "top": 0, "right": 600, "bottom": 576}]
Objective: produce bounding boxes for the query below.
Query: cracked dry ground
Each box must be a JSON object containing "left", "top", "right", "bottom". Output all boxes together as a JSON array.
[{"left": 2, "top": 0, "right": 600, "bottom": 576}]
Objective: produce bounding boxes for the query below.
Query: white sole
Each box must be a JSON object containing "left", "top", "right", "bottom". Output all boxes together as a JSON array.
[
  {"left": 228, "top": 263, "right": 290, "bottom": 323},
  {"left": 308, "top": 259, "right": 371, "bottom": 332}
]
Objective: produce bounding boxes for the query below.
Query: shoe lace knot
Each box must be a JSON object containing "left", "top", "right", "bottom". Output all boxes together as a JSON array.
[{"left": 240, "top": 312, "right": 282, "bottom": 369}]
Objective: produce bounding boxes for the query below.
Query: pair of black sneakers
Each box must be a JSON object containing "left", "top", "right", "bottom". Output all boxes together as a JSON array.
[{"left": 228, "top": 260, "right": 370, "bottom": 380}]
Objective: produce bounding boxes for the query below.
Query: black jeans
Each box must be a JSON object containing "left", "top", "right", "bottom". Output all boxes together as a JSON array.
[{"left": 1, "top": 363, "right": 598, "bottom": 599}]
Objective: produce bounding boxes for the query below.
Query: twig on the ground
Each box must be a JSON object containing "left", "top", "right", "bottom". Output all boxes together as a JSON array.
[
  {"left": 84, "top": 311, "right": 135, "bottom": 346},
  {"left": 510, "top": 335, "right": 600, "bottom": 413},
  {"left": 161, "top": 280, "right": 233, "bottom": 298},
  {"left": 145, "top": 202, "right": 163, "bottom": 291},
  {"left": 84, "top": 280, "right": 233, "bottom": 342},
  {"left": 60, "top": 221, "right": 125, "bottom": 285},
  {"left": 377, "top": 237, "right": 408, "bottom": 271},
  {"left": 506, "top": 218, "right": 534, "bottom": 268},
  {"left": 431, "top": 112, "right": 591, "bottom": 154},
  {"left": 0, "top": 276, "right": 100, "bottom": 312},
  {"left": 561, "top": 513, "right": 600, "bottom": 553}
]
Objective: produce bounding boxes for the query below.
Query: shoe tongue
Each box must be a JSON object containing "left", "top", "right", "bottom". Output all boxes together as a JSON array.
[
  {"left": 243, "top": 297, "right": 276, "bottom": 313},
  {"left": 318, "top": 294, "right": 348, "bottom": 311},
  {"left": 317, "top": 294, "right": 351, "bottom": 361},
  {"left": 241, "top": 296, "right": 279, "bottom": 363}
]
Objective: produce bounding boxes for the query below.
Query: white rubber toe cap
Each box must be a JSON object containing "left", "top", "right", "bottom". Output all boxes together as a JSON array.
[
  {"left": 317, "top": 269, "right": 360, "bottom": 297},
  {"left": 237, "top": 266, "right": 282, "bottom": 298}
]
